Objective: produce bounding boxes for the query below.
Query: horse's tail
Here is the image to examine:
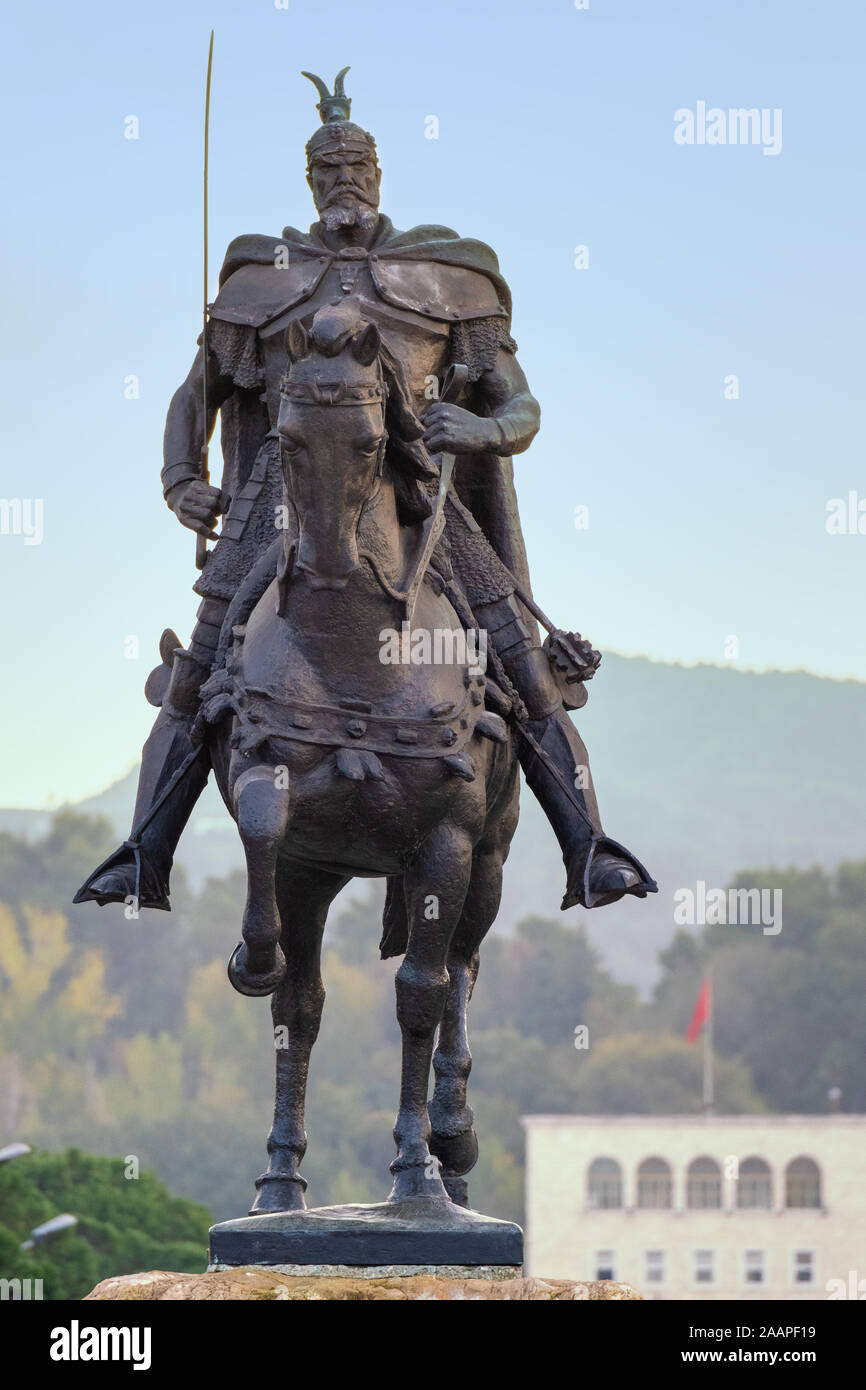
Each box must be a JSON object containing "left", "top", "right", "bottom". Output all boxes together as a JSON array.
[{"left": 379, "top": 876, "right": 409, "bottom": 959}]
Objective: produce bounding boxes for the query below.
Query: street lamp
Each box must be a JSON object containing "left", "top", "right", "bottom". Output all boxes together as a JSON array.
[
  {"left": 0, "top": 1143, "right": 32, "bottom": 1164},
  {"left": 20, "top": 1213, "right": 78, "bottom": 1251}
]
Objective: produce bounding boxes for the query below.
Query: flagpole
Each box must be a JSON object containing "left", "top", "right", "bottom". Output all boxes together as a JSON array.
[{"left": 703, "top": 966, "right": 714, "bottom": 1113}]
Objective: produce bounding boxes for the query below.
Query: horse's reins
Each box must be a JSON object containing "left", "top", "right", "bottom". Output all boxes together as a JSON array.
[{"left": 399, "top": 362, "right": 469, "bottom": 622}]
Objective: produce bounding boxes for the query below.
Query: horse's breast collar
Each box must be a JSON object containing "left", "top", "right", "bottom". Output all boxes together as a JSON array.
[
  {"left": 238, "top": 683, "right": 484, "bottom": 758},
  {"left": 196, "top": 636, "right": 508, "bottom": 764}
]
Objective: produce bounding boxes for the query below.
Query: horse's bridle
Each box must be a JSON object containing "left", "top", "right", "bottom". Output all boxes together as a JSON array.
[
  {"left": 280, "top": 377, "right": 385, "bottom": 410},
  {"left": 277, "top": 359, "right": 466, "bottom": 618}
]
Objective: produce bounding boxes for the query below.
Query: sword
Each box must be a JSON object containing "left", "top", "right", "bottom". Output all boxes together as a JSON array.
[
  {"left": 195, "top": 30, "right": 215, "bottom": 571},
  {"left": 403, "top": 362, "right": 469, "bottom": 622}
]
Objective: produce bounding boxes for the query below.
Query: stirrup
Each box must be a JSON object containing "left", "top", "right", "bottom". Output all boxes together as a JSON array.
[
  {"left": 73, "top": 842, "right": 170, "bottom": 912},
  {"left": 563, "top": 835, "right": 658, "bottom": 911}
]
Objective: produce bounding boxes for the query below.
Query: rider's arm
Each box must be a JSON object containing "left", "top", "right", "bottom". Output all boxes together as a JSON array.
[
  {"left": 161, "top": 345, "right": 234, "bottom": 502},
  {"left": 421, "top": 345, "right": 541, "bottom": 458},
  {"left": 475, "top": 347, "right": 541, "bottom": 457}
]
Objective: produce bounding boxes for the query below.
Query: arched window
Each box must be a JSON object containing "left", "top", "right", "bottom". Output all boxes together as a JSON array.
[
  {"left": 687, "top": 1156, "right": 722, "bottom": 1209},
  {"left": 737, "top": 1157, "right": 772, "bottom": 1209},
  {"left": 637, "top": 1156, "right": 673, "bottom": 1209},
  {"left": 588, "top": 1157, "right": 623, "bottom": 1209},
  {"left": 786, "top": 1157, "right": 821, "bottom": 1209}
]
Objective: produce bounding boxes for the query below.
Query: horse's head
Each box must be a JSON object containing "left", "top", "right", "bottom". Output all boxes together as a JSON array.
[{"left": 278, "top": 301, "right": 387, "bottom": 591}]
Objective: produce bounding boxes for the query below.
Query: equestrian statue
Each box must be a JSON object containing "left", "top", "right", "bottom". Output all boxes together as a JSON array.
[{"left": 75, "top": 69, "right": 656, "bottom": 1213}]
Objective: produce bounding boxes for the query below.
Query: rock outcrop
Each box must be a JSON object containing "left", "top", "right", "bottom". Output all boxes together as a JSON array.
[{"left": 85, "top": 1269, "right": 643, "bottom": 1301}]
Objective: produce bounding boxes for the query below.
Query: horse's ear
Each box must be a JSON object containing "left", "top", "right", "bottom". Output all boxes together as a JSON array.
[
  {"left": 286, "top": 320, "right": 310, "bottom": 362},
  {"left": 352, "top": 322, "right": 380, "bottom": 367}
]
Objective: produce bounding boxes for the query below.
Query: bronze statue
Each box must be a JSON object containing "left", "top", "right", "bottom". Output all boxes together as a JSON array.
[{"left": 75, "top": 69, "right": 656, "bottom": 1220}]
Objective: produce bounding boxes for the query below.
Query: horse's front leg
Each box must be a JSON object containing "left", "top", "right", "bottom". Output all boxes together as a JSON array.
[
  {"left": 429, "top": 839, "right": 508, "bottom": 1205},
  {"left": 251, "top": 862, "right": 349, "bottom": 1214},
  {"left": 389, "top": 821, "right": 474, "bottom": 1203},
  {"left": 228, "top": 763, "right": 290, "bottom": 997}
]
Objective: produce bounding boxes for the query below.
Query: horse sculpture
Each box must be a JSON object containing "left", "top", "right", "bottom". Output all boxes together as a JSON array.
[{"left": 198, "top": 299, "right": 520, "bottom": 1214}]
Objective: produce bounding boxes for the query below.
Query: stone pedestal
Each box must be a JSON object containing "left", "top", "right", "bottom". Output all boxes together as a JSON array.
[{"left": 208, "top": 1197, "right": 523, "bottom": 1272}]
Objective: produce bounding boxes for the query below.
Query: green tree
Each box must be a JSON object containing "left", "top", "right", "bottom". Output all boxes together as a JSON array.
[
  {"left": 652, "top": 861, "right": 866, "bottom": 1112},
  {"left": 0, "top": 1148, "right": 210, "bottom": 1299},
  {"left": 573, "top": 1033, "right": 764, "bottom": 1114}
]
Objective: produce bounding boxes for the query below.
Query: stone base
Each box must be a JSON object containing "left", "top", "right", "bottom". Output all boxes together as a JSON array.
[
  {"left": 86, "top": 1269, "right": 643, "bottom": 1301},
  {"left": 208, "top": 1197, "right": 523, "bottom": 1270},
  {"left": 209, "top": 1263, "right": 516, "bottom": 1280}
]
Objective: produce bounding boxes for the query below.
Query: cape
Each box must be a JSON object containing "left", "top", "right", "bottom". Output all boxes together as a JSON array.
[
  {"left": 213, "top": 215, "right": 512, "bottom": 328},
  {"left": 206, "top": 216, "right": 532, "bottom": 595}
]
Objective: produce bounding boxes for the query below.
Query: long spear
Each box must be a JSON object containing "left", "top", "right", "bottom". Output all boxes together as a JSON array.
[{"left": 196, "top": 30, "right": 215, "bottom": 570}]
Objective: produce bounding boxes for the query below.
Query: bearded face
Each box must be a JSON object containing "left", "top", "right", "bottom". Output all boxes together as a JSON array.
[{"left": 308, "top": 148, "right": 381, "bottom": 231}]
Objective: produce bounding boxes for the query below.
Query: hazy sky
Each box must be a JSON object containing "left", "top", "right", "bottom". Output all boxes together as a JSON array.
[{"left": 1, "top": 0, "right": 863, "bottom": 806}]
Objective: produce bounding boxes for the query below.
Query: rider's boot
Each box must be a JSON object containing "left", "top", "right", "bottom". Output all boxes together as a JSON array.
[
  {"left": 73, "top": 647, "right": 213, "bottom": 912},
  {"left": 477, "top": 593, "right": 657, "bottom": 911}
]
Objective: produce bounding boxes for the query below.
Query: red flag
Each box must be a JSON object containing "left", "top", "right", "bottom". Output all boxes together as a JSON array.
[{"left": 687, "top": 976, "right": 712, "bottom": 1043}]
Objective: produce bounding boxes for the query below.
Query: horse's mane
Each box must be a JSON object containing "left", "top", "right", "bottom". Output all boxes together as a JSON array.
[{"left": 376, "top": 338, "right": 438, "bottom": 526}]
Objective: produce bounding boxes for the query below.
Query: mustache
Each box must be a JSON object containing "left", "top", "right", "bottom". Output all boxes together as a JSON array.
[{"left": 323, "top": 184, "right": 377, "bottom": 207}]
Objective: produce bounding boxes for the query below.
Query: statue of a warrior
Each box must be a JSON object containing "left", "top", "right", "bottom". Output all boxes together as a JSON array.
[{"left": 75, "top": 70, "right": 656, "bottom": 917}]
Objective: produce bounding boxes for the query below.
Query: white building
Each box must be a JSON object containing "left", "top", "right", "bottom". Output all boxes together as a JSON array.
[{"left": 522, "top": 1115, "right": 866, "bottom": 1299}]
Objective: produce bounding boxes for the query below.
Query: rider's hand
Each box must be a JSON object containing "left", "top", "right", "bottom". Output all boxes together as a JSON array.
[
  {"left": 421, "top": 402, "right": 498, "bottom": 455},
  {"left": 168, "top": 478, "right": 223, "bottom": 540}
]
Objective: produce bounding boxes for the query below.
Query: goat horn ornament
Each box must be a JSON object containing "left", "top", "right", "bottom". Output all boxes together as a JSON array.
[{"left": 301, "top": 66, "right": 352, "bottom": 123}]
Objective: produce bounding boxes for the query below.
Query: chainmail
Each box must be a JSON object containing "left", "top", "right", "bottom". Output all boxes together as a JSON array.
[
  {"left": 449, "top": 317, "right": 517, "bottom": 381},
  {"left": 208, "top": 318, "right": 263, "bottom": 390},
  {"left": 442, "top": 578, "right": 527, "bottom": 725}
]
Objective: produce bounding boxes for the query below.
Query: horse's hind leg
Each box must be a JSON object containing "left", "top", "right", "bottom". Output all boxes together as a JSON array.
[
  {"left": 228, "top": 764, "right": 290, "bottom": 997},
  {"left": 251, "top": 861, "right": 349, "bottom": 1215},
  {"left": 389, "top": 822, "right": 474, "bottom": 1203}
]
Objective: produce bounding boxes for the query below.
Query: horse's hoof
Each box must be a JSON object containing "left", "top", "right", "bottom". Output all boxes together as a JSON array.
[
  {"left": 442, "top": 1175, "right": 470, "bottom": 1208},
  {"left": 387, "top": 1160, "right": 451, "bottom": 1203},
  {"left": 430, "top": 1126, "right": 479, "bottom": 1177},
  {"left": 249, "top": 1174, "right": 307, "bottom": 1215},
  {"left": 227, "top": 941, "right": 287, "bottom": 997}
]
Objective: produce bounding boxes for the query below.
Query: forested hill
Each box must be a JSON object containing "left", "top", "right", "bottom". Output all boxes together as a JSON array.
[{"left": 2, "top": 655, "right": 864, "bottom": 988}]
